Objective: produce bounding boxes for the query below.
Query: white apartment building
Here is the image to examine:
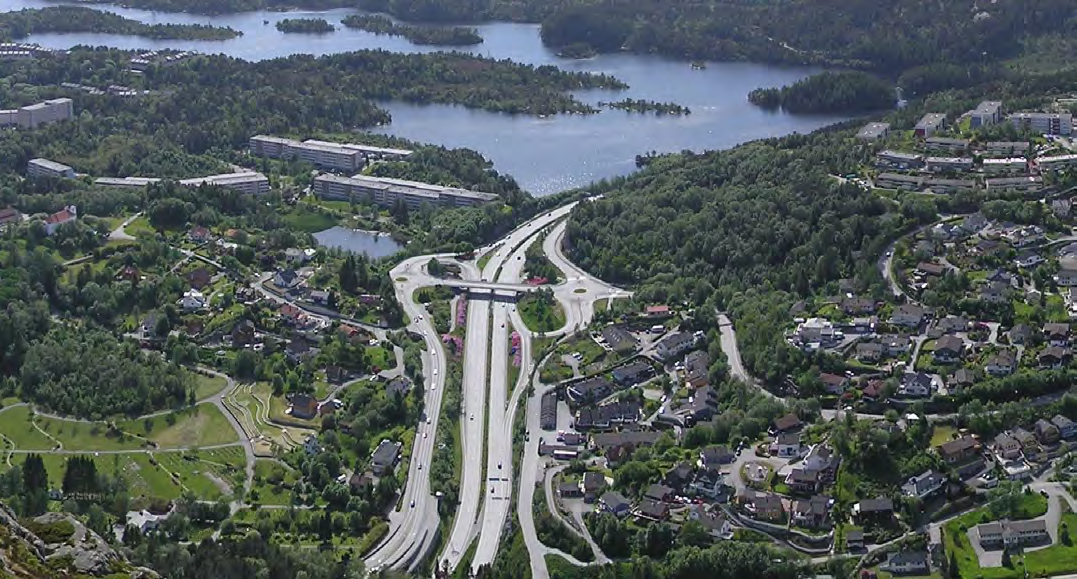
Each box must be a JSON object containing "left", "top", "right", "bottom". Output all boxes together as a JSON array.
[
  {"left": 981, "top": 157, "right": 1027, "bottom": 175},
  {"left": 180, "top": 172, "right": 270, "bottom": 195},
  {"left": 1010, "top": 112, "right": 1073, "bottom": 136},
  {"left": 27, "top": 158, "right": 75, "bottom": 180},
  {"left": 313, "top": 173, "right": 498, "bottom": 209},
  {"left": 12, "top": 98, "right": 74, "bottom": 128}
]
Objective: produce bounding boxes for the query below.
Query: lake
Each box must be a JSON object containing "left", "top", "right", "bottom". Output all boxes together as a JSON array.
[
  {"left": 313, "top": 226, "right": 403, "bottom": 258},
  {"left": 4, "top": 0, "right": 856, "bottom": 195}
]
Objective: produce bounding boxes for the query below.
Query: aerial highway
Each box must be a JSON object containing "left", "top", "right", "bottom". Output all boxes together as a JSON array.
[{"left": 365, "top": 199, "right": 629, "bottom": 574}]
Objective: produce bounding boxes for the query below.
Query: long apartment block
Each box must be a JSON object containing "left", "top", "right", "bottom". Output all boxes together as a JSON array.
[
  {"left": 0, "top": 98, "right": 74, "bottom": 129},
  {"left": 96, "top": 171, "right": 270, "bottom": 195},
  {"left": 313, "top": 173, "right": 498, "bottom": 210},
  {"left": 249, "top": 135, "right": 413, "bottom": 172}
]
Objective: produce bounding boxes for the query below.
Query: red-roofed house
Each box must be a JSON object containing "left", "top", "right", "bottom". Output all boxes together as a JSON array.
[
  {"left": 188, "top": 225, "right": 212, "bottom": 243},
  {"left": 44, "top": 205, "right": 77, "bottom": 235},
  {"left": 646, "top": 305, "right": 671, "bottom": 317}
]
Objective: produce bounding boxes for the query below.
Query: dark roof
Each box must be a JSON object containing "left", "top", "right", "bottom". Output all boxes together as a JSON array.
[
  {"left": 637, "top": 500, "right": 669, "bottom": 519},
  {"left": 601, "top": 491, "right": 630, "bottom": 510},
  {"left": 645, "top": 483, "right": 675, "bottom": 502},
  {"left": 774, "top": 413, "right": 801, "bottom": 432},
  {"left": 858, "top": 497, "right": 894, "bottom": 513},
  {"left": 371, "top": 439, "right": 400, "bottom": 466},
  {"left": 938, "top": 436, "right": 979, "bottom": 457},
  {"left": 583, "top": 472, "right": 606, "bottom": 491}
]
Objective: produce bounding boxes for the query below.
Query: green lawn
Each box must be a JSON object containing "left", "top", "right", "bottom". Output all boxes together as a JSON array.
[
  {"left": 930, "top": 424, "right": 958, "bottom": 447},
  {"left": 519, "top": 294, "right": 566, "bottom": 333},
  {"left": 125, "top": 216, "right": 157, "bottom": 238},
  {"left": 154, "top": 447, "right": 246, "bottom": 501},
  {"left": 191, "top": 372, "right": 229, "bottom": 401},
  {"left": 282, "top": 206, "right": 337, "bottom": 233},
  {"left": 0, "top": 406, "right": 58, "bottom": 450},
  {"left": 34, "top": 415, "right": 147, "bottom": 452},
  {"left": 251, "top": 459, "right": 298, "bottom": 506},
  {"left": 118, "top": 404, "right": 239, "bottom": 449}
]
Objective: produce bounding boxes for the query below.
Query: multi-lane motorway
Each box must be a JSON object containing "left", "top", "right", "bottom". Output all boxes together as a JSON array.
[{"left": 365, "top": 200, "right": 630, "bottom": 575}]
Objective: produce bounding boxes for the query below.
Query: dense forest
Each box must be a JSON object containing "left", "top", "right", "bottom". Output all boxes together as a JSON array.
[
  {"left": 341, "top": 15, "right": 482, "bottom": 46},
  {"left": 564, "top": 127, "right": 908, "bottom": 383},
  {"left": 275, "top": 18, "right": 336, "bottom": 34},
  {"left": 0, "top": 7, "right": 240, "bottom": 41},
  {"left": 58, "top": 0, "right": 359, "bottom": 13},
  {"left": 748, "top": 71, "right": 894, "bottom": 114}
]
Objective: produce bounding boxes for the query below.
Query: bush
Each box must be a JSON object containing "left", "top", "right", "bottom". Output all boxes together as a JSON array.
[{"left": 23, "top": 519, "right": 75, "bottom": 544}]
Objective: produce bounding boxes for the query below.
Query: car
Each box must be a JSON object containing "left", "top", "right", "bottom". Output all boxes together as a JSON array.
[
  {"left": 426, "top": 417, "right": 431, "bottom": 424},
  {"left": 501, "top": 323, "right": 505, "bottom": 328},
  {"left": 433, "top": 368, "right": 439, "bottom": 375},
  {"left": 416, "top": 315, "right": 422, "bottom": 321},
  {"left": 470, "top": 414, "right": 475, "bottom": 420},
  {"left": 517, "top": 256, "right": 521, "bottom": 260},
  {"left": 423, "top": 432, "right": 427, "bottom": 439},
  {"left": 418, "top": 463, "right": 423, "bottom": 470},
  {"left": 410, "top": 500, "right": 415, "bottom": 508},
  {"left": 498, "top": 462, "right": 502, "bottom": 469}
]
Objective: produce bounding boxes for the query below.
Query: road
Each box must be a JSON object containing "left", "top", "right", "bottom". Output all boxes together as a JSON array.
[{"left": 109, "top": 211, "right": 141, "bottom": 241}]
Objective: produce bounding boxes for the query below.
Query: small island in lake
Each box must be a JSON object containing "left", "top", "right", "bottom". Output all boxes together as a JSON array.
[
  {"left": 747, "top": 70, "right": 894, "bottom": 114},
  {"left": 599, "top": 98, "right": 691, "bottom": 116},
  {"left": 0, "top": 6, "right": 241, "bottom": 40},
  {"left": 556, "top": 42, "right": 597, "bottom": 59},
  {"left": 276, "top": 18, "right": 335, "bottom": 34},
  {"left": 340, "top": 15, "right": 482, "bottom": 46}
]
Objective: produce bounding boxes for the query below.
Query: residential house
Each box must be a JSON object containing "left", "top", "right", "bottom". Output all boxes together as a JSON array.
[
  {"left": 785, "top": 468, "right": 821, "bottom": 493},
  {"left": 302, "top": 434, "right": 320, "bottom": 456},
  {"left": 879, "top": 334, "right": 912, "bottom": 356},
  {"left": 370, "top": 439, "right": 402, "bottom": 475},
  {"left": 985, "top": 349, "right": 1018, "bottom": 377},
  {"left": 1034, "top": 419, "right": 1060, "bottom": 445},
  {"left": 231, "top": 319, "right": 256, "bottom": 346},
  {"left": 856, "top": 342, "right": 884, "bottom": 363},
  {"left": 612, "top": 360, "right": 655, "bottom": 387},
  {"left": 285, "top": 337, "right": 313, "bottom": 362},
  {"left": 582, "top": 472, "right": 606, "bottom": 502},
  {"left": 645, "top": 304, "right": 671, "bottom": 318},
  {"left": 688, "top": 469, "right": 724, "bottom": 499},
  {"left": 881, "top": 551, "right": 930, "bottom": 576},
  {"left": 285, "top": 247, "right": 314, "bottom": 264},
  {"left": 916, "top": 262, "right": 946, "bottom": 277},
  {"left": 933, "top": 335, "right": 964, "bottom": 363},
  {"left": 699, "top": 446, "right": 734, "bottom": 470},
  {"left": 1008, "top": 324, "right": 1035, "bottom": 345},
  {"left": 938, "top": 436, "right": 981, "bottom": 466},
  {"left": 1012, "top": 428, "right": 1038, "bottom": 455},
  {"left": 567, "top": 377, "right": 615, "bottom": 405},
  {"left": 43, "top": 205, "right": 77, "bottom": 235},
  {"left": 976, "top": 520, "right": 1049, "bottom": 547},
  {"left": 348, "top": 471, "right": 375, "bottom": 493},
  {"left": 0, "top": 207, "right": 21, "bottom": 227},
  {"left": 802, "top": 445, "right": 841, "bottom": 483},
  {"left": 138, "top": 313, "right": 163, "bottom": 342},
  {"left": 935, "top": 316, "right": 969, "bottom": 334},
  {"left": 600, "top": 491, "right": 631, "bottom": 517},
  {"left": 773, "top": 432, "right": 803, "bottom": 458},
  {"left": 559, "top": 482, "right": 583, "bottom": 498},
  {"left": 854, "top": 497, "right": 895, "bottom": 522},
  {"left": 656, "top": 332, "right": 696, "bottom": 360},
  {"left": 684, "top": 350, "right": 710, "bottom": 387},
  {"left": 889, "top": 305, "right": 926, "bottom": 329},
  {"left": 979, "top": 282, "right": 1011, "bottom": 304},
  {"left": 819, "top": 373, "right": 849, "bottom": 395},
  {"left": 898, "top": 373, "right": 936, "bottom": 398},
  {"left": 744, "top": 493, "right": 786, "bottom": 522},
  {"left": 117, "top": 265, "right": 141, "bottom": 283},
  {"left": 791, "top": 495, "right": 832, "bottom": 529},
  {"left": 126, "top": 510, "right": 169, "bottom": 535},
  {"left": 949, "top": 368, "right": 977, "bottom": 390},
  {"left": 846, "top": 529, "right": 865, "bottom": 550},
  {"left": 1014, "top": 251, "right": 1044, "bottom": 268},
  {"left": 644, "top": 484, "right": 676, "bottom": 503},
  {"left": 186, "top": 268, "right": 212, "bottom": 290},
  {"left": 288, "top": 394, "right": 319, "bottom": 420},
  {"left": 901, "top": 470, "right": 946, "bottom": 499},
  {"left": 993, "top": 433, "right": 1022, "bottom": 460},
  {"left": 589, "top": 431, "right": 660, "bottom": 454},
  {"left": 188, "top": 226, "right": 212, "bottom": 243},
  {"left": 601, "top": 325, "right": 638, "bottom": 354},
  {"left": 790, "top": 317, "right": 840, "bottom": 351},
  {"left": 325, "top": 365, "right": 347, "bottom": 384},
  {"left": 861, "top": 380, "right": 885, "bottom": 401},
  {"left": 178, "top": 288, "right": 206, "bottom": 312},
  {"left": 386, "top": 376, "right": 410, "bottom": 399},
  {"left": 1038, "top": 346, "right": 1070, "bottom": 369},
  {"left": 773, "top": 413, "right": 802, "bottom": 433},
  {"left": 663, "top": 462, "right": 694, "bottom": 490},
  {"left": 274, "top": 268, "right": 300, "bottom": 289},
  {"left": 636, "top": 500, "right": 670, "bottom": 522},
  {"left": 310, "top": 290, "right": 330, "bottom": 306},
  {"left": 1051, "top": 415, "right": 1077, "bottom": 439},
  {"left": 689, "top": 507, "right": 731, "bottom": 539},
  {"left": 1055, "top": 268, "right": 1077, "bottom": 287},
  {"left": 1044, "top": 323, "right": 1070, "bottom": 346},
  {"left": 841, "top": 297, "right": 876, "bottom": 315}
]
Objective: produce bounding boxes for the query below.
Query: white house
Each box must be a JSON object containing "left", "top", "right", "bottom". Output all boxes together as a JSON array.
[
  {"left": 772, "top": 432, "right": 803, "bottom": 458},
  {"left": 274, "top": 268, "right": 300, "bottom": 289},
  {"left": 177, "top": 288, "right": 206, "bottom": 311},
  {"left": 899, "top": 372, "right": 937, "bottom": 398},
  {"left": 44, "top": 205, "right": 77, "bottom": 235},
  {"left": 881, "top": 551, "right": 930, "bottom": 575}
]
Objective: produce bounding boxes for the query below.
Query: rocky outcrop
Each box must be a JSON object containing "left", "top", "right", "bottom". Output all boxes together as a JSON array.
[{"left": 0, "top": 502, "right": 158, "bottom": 578}]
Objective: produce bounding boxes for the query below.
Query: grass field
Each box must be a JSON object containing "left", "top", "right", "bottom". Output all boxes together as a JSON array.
[
  {"left": 191, "top": 373, "right": 229, "bottom": 401},
  {"left": 283, "top": 206, "right": 337, "bottom": 233},
  {"left": 930, "top": 424, "right": 958, "bottom": 447},
  {"left": 0, "top": 406, "right": 58, "bottom": 450},
  {"left": 125, "top": 216, "right": 157, "bottom": 238},
  {"left": 519, "top": 294, "right": 565, "bottom": 333},
  {"left": 944, "top": 500, "right": 1064, "bottom": 579},
  {"left": 118, "top": 405, "right": 239, "bottom": 449},
  {"left": 155, "top": 447, "right": 246, "bottom": 501},
  {"left": 251, "top": 459, "right": 298, "bottom": 506},
  {"left": 35, "top": 415, "right": 147, "bottom": 452}
]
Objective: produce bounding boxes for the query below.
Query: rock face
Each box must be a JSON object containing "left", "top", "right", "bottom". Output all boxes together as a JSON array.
[{"left": 0, "top": 502, "right": 159, "bottom": 578}]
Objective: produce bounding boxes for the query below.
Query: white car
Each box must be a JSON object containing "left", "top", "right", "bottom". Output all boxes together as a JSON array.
[
  {"left": 426, "top": 417, "right": 431, "bottom": 424},
  {"left": 418, "top": 463, "right": 422, "bottom": 470},
  {"left": 423, "top": 432, "right": 427, "bottom": 439}
]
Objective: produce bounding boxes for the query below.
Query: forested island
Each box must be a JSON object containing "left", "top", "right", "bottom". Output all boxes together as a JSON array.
[
  {"left": 340, "top": 14, "right": 482, "bottom": 46},
  {"left": 599, "top": 98, "right": 690, "bottom": 116},
  {"left": 0, "top": 7, "right": 240, "bottom": 41},
  {"left": 275, "top": 18, "right": 335, "bottom": 34},
  {"left": 747, "top": 71, "right": 895, "bottom": 114}
]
